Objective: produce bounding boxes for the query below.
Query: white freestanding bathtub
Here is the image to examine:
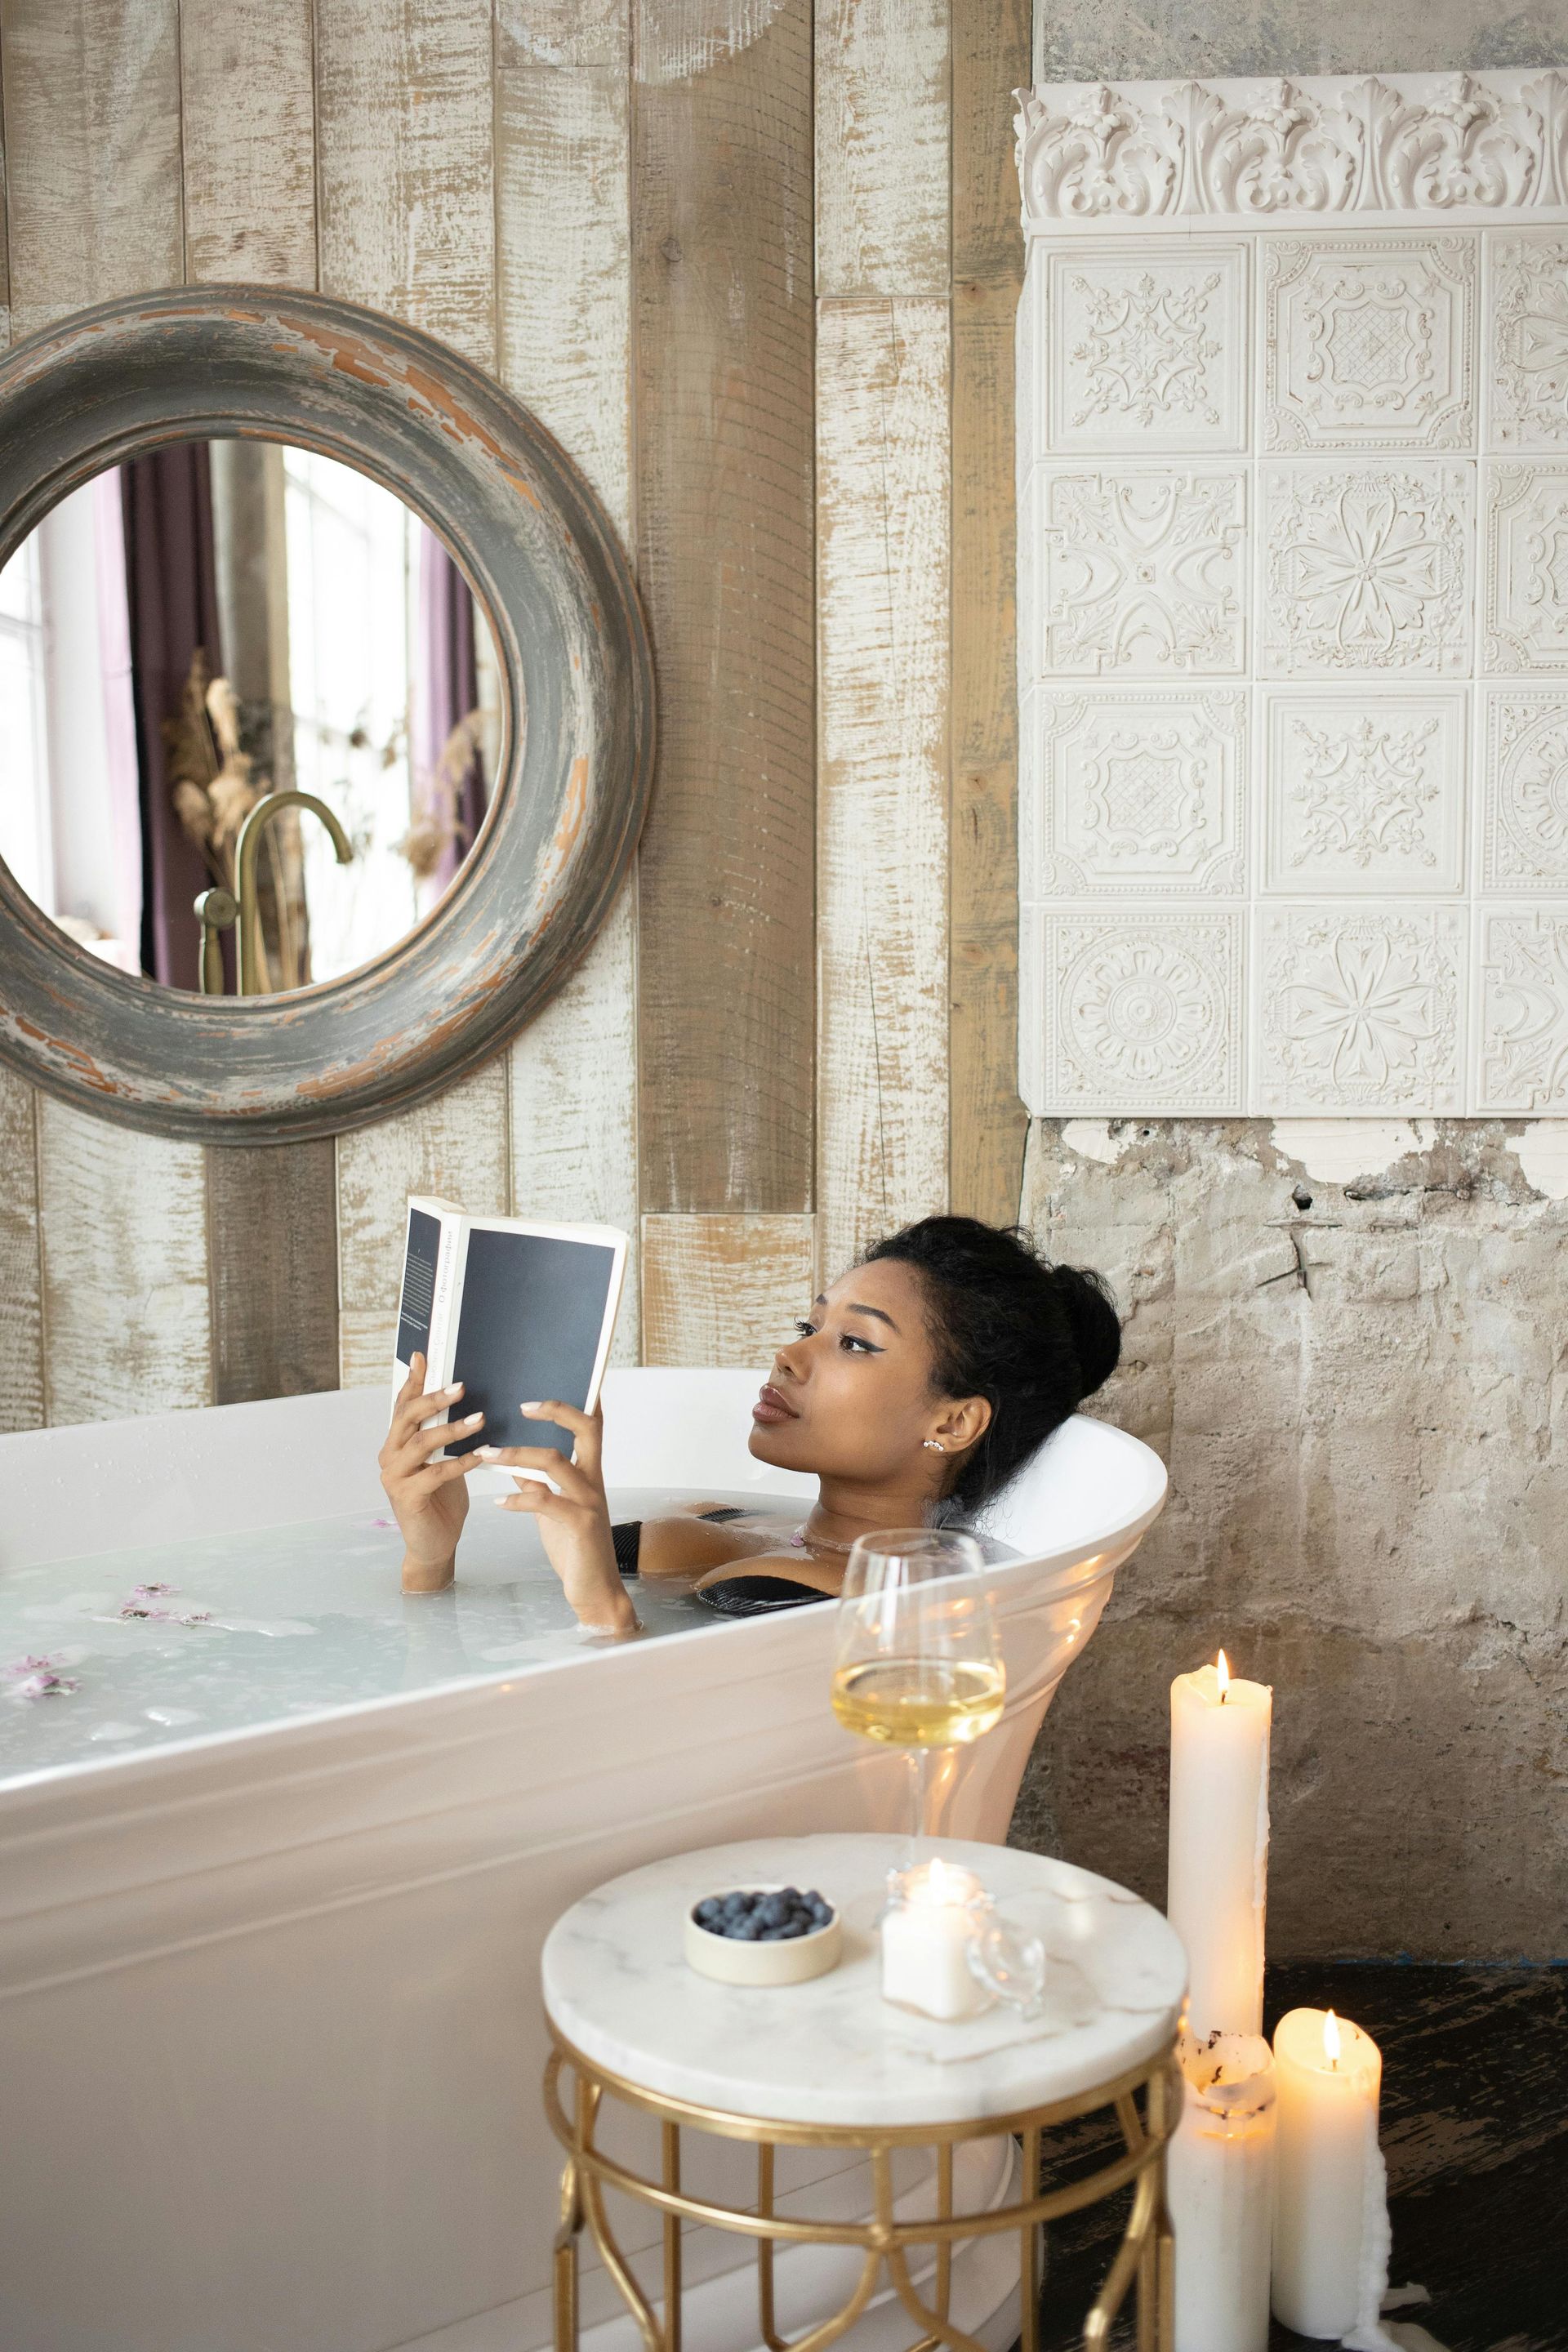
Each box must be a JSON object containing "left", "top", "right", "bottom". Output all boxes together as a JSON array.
[{"left": 0, "top": 1370, "right": 1165, "bottom": 2352}]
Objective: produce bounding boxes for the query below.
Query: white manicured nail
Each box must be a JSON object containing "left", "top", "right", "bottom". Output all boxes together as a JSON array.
[
  {"left": 519, "top": 1401, "right": 543, "bottom": 1413},
  {"left": 476, "top": 1446, "right": 501, "bottom": 1460}
]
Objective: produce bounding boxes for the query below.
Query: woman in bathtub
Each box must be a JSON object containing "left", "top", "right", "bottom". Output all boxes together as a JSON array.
[{"left": 378, "top": 1214, "right": 1120, "bottom": 1635}]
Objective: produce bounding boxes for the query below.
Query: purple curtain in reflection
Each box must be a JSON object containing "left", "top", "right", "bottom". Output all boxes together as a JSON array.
[
  {"left": 122, "top": 444, "right": 223, "bottom": 991},
  {"left": 415, "top": 528, "right": 485, "bottom": 899},
  {"left": 91, "top": 470, "right": 144, "bottom": 972}
]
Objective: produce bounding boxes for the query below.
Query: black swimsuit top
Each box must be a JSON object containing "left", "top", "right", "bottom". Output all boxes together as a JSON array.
[{"left": 610, "top": 1510, "right": 828, "bottom": 1619}]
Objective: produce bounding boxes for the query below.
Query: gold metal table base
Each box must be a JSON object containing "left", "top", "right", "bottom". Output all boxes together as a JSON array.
[{"left": 545, "top": 2026, "right": 1178, "bottom": 2352}]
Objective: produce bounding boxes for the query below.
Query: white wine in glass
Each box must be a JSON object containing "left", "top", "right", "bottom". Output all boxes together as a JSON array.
[{"left": 830, "top": 1529, "right": 1004, "bottom": 1846}]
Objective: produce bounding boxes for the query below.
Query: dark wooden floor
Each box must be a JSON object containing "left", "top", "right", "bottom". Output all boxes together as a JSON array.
[{"left": 1032, "top": 1965, "right": 1568, "bottom": 2352}]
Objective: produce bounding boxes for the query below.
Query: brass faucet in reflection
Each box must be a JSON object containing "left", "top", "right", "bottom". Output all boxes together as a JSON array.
[{"left": 194, "top": 791, "right": 354, "bottom": 996}]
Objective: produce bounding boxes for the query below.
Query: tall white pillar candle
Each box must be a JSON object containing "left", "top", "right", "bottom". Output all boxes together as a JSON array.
[
  {"left": 1272, "top": 2008, "right": 1388, "bottom": 2340},
  {"left": 1167, "top": 1653, "right": 1271, "bottom": 2038},
  {"left": 1169, "top": 2031, "right": 1276, "bottom": 2352}
]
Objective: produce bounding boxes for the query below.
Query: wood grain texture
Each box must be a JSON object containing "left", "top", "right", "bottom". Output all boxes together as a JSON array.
[
  {"left": 949, "top": 0, "right": 1028, "bottom": 1226},
  {"left": 0, "top": 1063, "right": 42, "bottom": 1430},
  {"left": 814, "top": 0, "right": 949, "bottom": 298},
  {"left": 0, "top": 0, "right": 183, "bottom": 342},
  {"left": 207, "top": 1143, "right": 340, "bottom": 1403},
  {"left": 816, "top": 296, "right": 950, "bottom": 1278},
  {"left": 314, "top": 0, "right": 495, "bottom": 368},
  {"left": 1, "top": 0, "right": 211, "bottom": 1424},
  {"left": 180, "top": 0, "right": 317, "bottom": 286},
  {"left": 497, "top": 0, "right": 640, "bottom": 1362},
  {"left": 336, "top": 1058, "right": 510, "bottom": 1387},
  {"left": 641, "top": 1212, "right": 816, "bottom": 1367},
  {"left": 0, "top": 42, "right": 11, "bottom": 345},
  {"left": 36, "top": 1099, "right": 210, "bottom": 1423},
  {"left": 632, "top": 0, "right": 816, "bottom": 1216}
]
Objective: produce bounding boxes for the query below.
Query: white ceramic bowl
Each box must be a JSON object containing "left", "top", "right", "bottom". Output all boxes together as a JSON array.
[{"left": 684, "top": 1885, "right": 842, "bottom": 1987}]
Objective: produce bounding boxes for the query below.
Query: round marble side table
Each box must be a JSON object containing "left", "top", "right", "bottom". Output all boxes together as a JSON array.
[{"left": 541, "top": 1833, "right": 1186, "bottom": 2352}]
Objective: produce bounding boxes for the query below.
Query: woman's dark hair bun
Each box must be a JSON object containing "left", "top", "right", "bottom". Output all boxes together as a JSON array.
[
  {"left": 859, "top": 1215, "right": 1120, "bottom": 1516},
  {"left": 1049, "top": 1260, "right": 1121, "bottom": 1399}
]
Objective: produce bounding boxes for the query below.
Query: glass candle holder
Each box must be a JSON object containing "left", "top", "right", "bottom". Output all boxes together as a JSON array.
[{"left": 878, "top": 1856, "right": 1045, "bottom": 2023}]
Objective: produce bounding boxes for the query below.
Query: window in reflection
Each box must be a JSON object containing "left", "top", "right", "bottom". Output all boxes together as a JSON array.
[{"left": 0, "top": 439, "right": 506, "bottom": 996}]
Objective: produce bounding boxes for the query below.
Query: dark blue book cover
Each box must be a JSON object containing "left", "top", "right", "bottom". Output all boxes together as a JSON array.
[{"left": 443, "top": 1230, "right": 619, "bottom": 1461}]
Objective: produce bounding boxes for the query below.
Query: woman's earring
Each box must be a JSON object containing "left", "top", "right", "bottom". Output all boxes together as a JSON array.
[{"left": 923, "top": 1439, "right": 945, "bottom": 1453}]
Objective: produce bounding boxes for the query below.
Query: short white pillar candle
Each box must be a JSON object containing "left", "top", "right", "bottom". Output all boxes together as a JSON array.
[
  {"left": 880, "top": 1858, "right": 991, "bottom": 2021},
  {"left": 1169, "top": 2030, "right": 1276, "bottom": 2352},
  {"left": 1272, "top": 2007, "right": 1388, "bottom": 2340},
  {"left": 1168, "top": 1652, "right": 1272, "bottom": 2038}
]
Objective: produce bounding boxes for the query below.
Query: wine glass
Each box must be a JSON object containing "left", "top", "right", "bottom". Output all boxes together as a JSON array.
[{"left": 830, "top": 1529, "right": 1005, "bottom": 1854}]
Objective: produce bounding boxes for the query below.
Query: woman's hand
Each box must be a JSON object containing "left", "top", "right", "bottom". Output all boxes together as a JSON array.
[
  {"left": 481, "top": 1401, "right": 636, "bottom": 1636},
  {"left": 380, "top": 1355, "right": 488, "bottom": 1594}
]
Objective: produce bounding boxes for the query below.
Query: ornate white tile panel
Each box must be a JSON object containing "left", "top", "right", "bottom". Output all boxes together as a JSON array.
[
  {"left": 1476, "top": 908, "right": 1568, "bottom": 1109},
  {"left": 1261, "top": 463, "right": 1473, "bottom": 676},
  {"left": 1262, "top": 690, "right": 1467, "bottom": 895},
  {"left": 1254, "top": 906, "right": 1467, "bottom": 1113},
  {"left": 1482, "top": 462, "right": 1568, "bottom": 671},
  {"left": 1026, "top": 688, "right": 1246, "bottom": 896},
  {"left": 1030, "top": 466, "right": 1247, "bottom": 679},
  {"left": 1016, "top": 71, "right": 1568, "bottom": 1115},
  {"left": 1036, "top": 909, "right": 1244, "bottom": 1115},
  {"left": 1015, "top": 74, "right": 1568, "bottom": 230},
  {"left": 1481, "top": 691, "right": 1568, "bottom": 891},
  {"left": 1487, "top": 234, "right": 1568, "bottom": 448},
  {"left": 1040, "top": 243, "right": 1249, "bottom": 452},
  {"left": 1263, "top": 237, "right": 1475, "bottom": 451}
]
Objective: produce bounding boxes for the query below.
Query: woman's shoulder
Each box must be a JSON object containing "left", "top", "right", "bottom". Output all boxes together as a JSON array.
[{"left": 635, "top": 1507, "right": 797, "bottom": 1578}]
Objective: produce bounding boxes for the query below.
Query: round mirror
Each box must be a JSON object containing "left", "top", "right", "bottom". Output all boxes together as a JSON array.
[
  {"left": 0, "top": 289, "right": 653, "bottom": 1141},
  {"left": 1, "top": 438, "right": 508, "bottom": 998}
]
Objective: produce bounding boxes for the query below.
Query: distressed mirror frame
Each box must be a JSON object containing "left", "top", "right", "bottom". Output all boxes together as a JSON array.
[{"left": 0, "top": 287, "right": 654, "bottom": 1144}]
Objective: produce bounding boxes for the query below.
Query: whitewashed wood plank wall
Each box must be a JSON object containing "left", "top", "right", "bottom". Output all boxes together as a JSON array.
[{"left": 0, "top": 0, "right": 1027, "bottom": 1423}]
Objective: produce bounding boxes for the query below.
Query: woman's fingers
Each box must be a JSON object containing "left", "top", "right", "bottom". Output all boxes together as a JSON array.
[
  {"left": 522, "top": 1399, "right": 604, "bottom": 1477},
  {"left": 409, "top": 1454, "right": 488, "bottom": 1493},
  {"left": 388, "top": 1373, "right": 464, "bottom": 1446},
  {"left": 479, "top": 1445, "right": 594, "bottom": 1506}
]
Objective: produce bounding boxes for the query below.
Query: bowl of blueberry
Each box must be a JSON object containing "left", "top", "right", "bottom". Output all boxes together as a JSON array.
[{"left": 684, "top": 1883, "right": 842, "bottom": 1986}]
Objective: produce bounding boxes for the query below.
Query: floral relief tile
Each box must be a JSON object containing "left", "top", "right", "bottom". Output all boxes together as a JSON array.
[
  {"left": 1034, "top": 466, "right": 1247, "bottom": 679},
  {"left": 1043, "top": 243, "right": 1249, "bottom": 453},
  {"left": 1481, "top": 692, "right": 1568, "bottom": 892},
  {"left": 1027, "top": 689, "right": 1246, "bottom": 896},
  {"left": 1482, "top": 463, "right": 1568, "bottom": 672},
  {"left": 1475, "top": 908, "right": 1568, "bottom": 1109},
  {"left": 1262, "top": 690, "right": 1467, "bottom": 896},
  {"left": 1263, "top": 235, "right": 1476, "bottom": 452},
  {"left": 1254, "top": 905, "right": 1466, "bottom": 1113},
  {"left": 1037, "top": 910, "right": 1243, "bottom": 1114},
  {"left": 1486, "top": 234, "right": 1568, "bottom": 450},
  {"left": 1261, "top": 463, "right": 1473, "bottom": 677}
]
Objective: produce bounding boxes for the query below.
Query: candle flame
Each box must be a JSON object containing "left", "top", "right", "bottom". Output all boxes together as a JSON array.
[
  {"left": 1216, "top": 1649, "right": 1230, "bottom": 1700},
  {"left": 923, "top": 1858, "right": 962, "bottom": 1907},
  {"left": 1323, "top": 2009, "right": 1342, "bottom": 2065}
]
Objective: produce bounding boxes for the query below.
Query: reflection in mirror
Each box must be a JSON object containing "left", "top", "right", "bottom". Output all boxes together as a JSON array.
[{"left": 0, "top": 439, "right": 506, "bottom": 996}]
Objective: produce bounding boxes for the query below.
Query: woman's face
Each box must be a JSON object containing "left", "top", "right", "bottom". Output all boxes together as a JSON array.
[{"left": 747, "top": 1258, "right": 988, "bottom": 1490}]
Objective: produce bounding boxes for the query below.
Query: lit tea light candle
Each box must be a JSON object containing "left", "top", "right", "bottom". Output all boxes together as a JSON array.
[
  {"left": 1168, "top": 1649, "right": 1272, "bottom": 2037},
  {"left": 1168, "top": 2030, "right": 1276, "bottom": 2352},
  {"left": 1272, "top": 2007, "right": 1390, "bottom": 2341},
  {"left": 880, "top": 1857, "right": 991, "bottom": 2020}
]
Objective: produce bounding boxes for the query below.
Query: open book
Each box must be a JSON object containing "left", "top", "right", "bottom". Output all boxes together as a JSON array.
[{"left": 391, "top": 1196, "right": 628, "bottom": 1474}]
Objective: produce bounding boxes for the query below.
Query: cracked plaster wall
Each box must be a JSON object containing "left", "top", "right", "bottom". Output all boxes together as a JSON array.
[{"left": 1013, "top": 2, "right": 1568, "bottom": 1960}]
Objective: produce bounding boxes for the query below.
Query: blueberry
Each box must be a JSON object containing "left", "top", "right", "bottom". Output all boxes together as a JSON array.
[
  {"left": 803, "top": 1891, "right": 823, "bottom": 1910},
  {"left": 734, "top": 1916, "right": 764, "bottom": 1940},
  {"left": 695, "top": 1898, "right": 721, "bottom": 1924},
  {"left": 810, "top": 1900, "right": 831, "bottom": 1924},
  {"left": 722, "top": 1891, "right": 746, "bottom": 1916},
  {"left": 780, "top": 1918, "right": 808, "bottom": 1939},
  {"left": 760, "top": 1925, "right": 789, "bottom": 1941},
  {"left": 759, "top": 1895, "right": 789, "bottom": 1928}
]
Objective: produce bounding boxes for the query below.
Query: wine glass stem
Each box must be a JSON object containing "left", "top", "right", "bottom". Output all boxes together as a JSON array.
[{"left": 909, "top": 1748, "right": 929, "bottom": 1855}]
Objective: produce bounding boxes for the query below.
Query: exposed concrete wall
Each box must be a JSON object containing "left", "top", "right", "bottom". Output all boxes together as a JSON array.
[
  {"left": 1018, "top": 2, "right": 1568, "bottom": 1960},
  {"left": 1013, "top": 1120, "right": 1568, "bottom": 1960}
]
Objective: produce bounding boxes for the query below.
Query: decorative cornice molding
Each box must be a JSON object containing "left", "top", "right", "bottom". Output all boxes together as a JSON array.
[{"left": 1015, "top": 71, "right": 1568, "bottom": 230}]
